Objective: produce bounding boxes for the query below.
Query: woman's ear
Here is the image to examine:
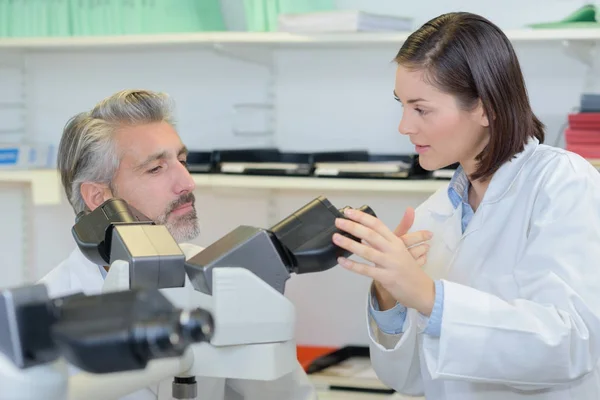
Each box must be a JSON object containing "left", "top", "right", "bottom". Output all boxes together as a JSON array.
[
  {"left": 475, "top": 99, "right": 491, "bottom": 127},
  {"left": 80, "top": 182, "right": 113, "bottom": 212}
]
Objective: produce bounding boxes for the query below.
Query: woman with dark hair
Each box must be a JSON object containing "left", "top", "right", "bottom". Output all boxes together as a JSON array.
[{"left": 332, "top": 12, "right": 600, "bottom": 399}]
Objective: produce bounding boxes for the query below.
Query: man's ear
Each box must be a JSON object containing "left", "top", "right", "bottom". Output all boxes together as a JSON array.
[{"left": 80, "top": 182, "right": 113, "bottom": 211}]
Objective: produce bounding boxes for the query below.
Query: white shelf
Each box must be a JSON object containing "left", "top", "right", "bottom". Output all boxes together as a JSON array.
[
  {"left": 0, "top": 170, "right": 446, "bottom": 205},
  {"left": 0, "top": 169, "right": 61, "bottom": 205},
  {"left": 195, "top": 174, "right": 447, "bottom": 193},
  {"left": 0, "top": 29, "right": 599, "bottom": 51}
]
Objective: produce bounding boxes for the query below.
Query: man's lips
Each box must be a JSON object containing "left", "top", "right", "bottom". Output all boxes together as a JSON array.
[{"left": 170, "top": 202, "right": 193, "bottom": 215}]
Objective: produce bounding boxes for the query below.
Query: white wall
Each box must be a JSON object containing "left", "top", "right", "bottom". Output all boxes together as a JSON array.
[{"left": 0, "top": 0, "right": 594, "bottom": 346}]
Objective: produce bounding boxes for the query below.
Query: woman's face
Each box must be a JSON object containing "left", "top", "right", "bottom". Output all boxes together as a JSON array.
[{"left": 394, "top": 65, "right": 490, "bottom": 175}]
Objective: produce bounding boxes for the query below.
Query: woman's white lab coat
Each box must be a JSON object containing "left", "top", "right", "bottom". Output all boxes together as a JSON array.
[
  {"left": 39, "top": 243, "right": 317, "bottom": 400},
  {"left": 368, "top": 138, "right": 600, "bottom": 400}
]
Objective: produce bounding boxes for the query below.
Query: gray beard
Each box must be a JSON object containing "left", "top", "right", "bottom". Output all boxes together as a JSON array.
[{"left": 156, "top": 207, "right": 200, "bottom": 243}]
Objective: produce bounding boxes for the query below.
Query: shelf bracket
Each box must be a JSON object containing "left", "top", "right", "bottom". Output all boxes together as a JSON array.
[
  {"left": 562, "top": 39, "right": 597, "bottom": 67},
  {"left": 562, "top": 39, "right": 600, "bottom": 93},
  {"left": 209, "top": 43, "right": 273, "bottom": 68}
]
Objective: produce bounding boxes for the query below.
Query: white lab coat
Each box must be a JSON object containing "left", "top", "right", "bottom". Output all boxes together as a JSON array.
[
  {"left": 39, "top": 243, "right": 317, "bottom": 400},
  {"left": 368, "top": 138, "right": 600, "bottom": 400}
]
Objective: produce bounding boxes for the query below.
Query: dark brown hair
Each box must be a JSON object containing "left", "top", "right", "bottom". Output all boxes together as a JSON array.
[{"left": 395, "top": 12, "right": 544, "bottom": 181}]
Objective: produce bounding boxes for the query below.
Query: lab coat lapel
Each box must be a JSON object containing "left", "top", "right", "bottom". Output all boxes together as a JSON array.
[
  {"left": 434, "top": 137, "right": 540, "bottom": 285},
  {"left": 441, "top": 208, "right": 462, "bottom": 252},
  {"left": 419, "top": 188, "right": 461, "bottom": 281},
  {"left": 67, "top": 247, "right": 105, "bottom": 295},
  {"left": 426, "top": 188, "right": 462, "bottom": 252}
]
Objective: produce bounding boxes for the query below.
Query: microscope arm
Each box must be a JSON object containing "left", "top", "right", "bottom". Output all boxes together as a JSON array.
[
  {"left": 104, "top": 260, "right": 298, "bottom": 381},
  {"left": 67, "top": 350, "right": 193, "bottom": 400}
]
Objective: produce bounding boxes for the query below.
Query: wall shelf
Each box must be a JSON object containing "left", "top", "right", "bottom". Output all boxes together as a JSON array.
[
  {"left": 0, "top": 29, "right": 599, "bottom": 52},
  {"left": 0, "top": 169, "right": 62, "bottom": 205},
  {"left": 0, "top": 170, "right": 446, "bottom": 205},
  {"left": 194, "top": 174, "right": 447, "bottom": 193}
]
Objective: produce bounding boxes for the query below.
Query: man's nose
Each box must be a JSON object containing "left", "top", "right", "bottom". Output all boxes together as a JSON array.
[{"left": 174, "top": 162, "right": 196, "bottom": 194}]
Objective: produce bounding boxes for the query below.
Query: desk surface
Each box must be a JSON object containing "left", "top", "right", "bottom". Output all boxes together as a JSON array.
[{"left": 317, "top": 390, "right": 423, "bottom": 400}]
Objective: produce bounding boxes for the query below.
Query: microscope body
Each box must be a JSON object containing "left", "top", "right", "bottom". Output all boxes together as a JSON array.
[{"left": 96, "top": 195, "right": 374, "bottom": 381}]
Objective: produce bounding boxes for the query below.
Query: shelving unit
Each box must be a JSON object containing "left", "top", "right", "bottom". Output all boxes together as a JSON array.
[
  {"left": 0, "top": 28, "right": 598, "bottom": 52},
  {"left": 0, "top": 169, "right": 447, "bottom": 205},
  {"left": 0, "top": 29, "right": 594, "bottom": 206}
]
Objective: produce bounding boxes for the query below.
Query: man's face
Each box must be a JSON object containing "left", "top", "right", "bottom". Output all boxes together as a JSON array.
[{"left": 109, "top": 121, "right": 199, "bottom": 242}]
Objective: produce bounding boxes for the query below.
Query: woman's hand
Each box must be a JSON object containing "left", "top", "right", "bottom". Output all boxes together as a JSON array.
[
  {"left": 332, "top": 207, "right": 436, "bottom": 316},
  {"left": 371, "top": 207, "right": 429, "bottom": 311}
]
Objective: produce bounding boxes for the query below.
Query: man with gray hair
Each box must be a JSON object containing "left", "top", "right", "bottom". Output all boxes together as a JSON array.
[{"left": 38, "top": 89, "right": 318, "bottom": 400}]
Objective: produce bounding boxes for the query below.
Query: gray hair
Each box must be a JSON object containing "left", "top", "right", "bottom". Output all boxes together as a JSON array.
[{"left": 58, "top": 89, "right": 175, "bottom": 214}]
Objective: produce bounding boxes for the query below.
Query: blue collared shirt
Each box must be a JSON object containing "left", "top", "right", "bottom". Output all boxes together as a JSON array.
[{"left": 369, "top": 166, "right": 474, "bottom": 336}]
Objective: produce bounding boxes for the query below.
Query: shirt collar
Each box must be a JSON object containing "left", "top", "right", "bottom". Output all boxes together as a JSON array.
[{"left": 447, "top": 165, "right": 470, "bottom": 209}]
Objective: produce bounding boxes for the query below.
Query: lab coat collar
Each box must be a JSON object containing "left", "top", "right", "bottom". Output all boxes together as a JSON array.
[
  {"left": 427, "top": 185, "right": 456, "bottom": 217},
  {"left": 425, "top": 136, "right": 539, "bottom": 250},
  {"left": 481, "top": 136, "right": 539, "bottom": 204}
]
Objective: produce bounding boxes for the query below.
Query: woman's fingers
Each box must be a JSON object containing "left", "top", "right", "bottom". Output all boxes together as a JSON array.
[
  {"left": 408, "top": 243, "right": 429, "bottom": 260},
  {"left": 402, "top": 230, "right": 433, "bottom": 248},
  {"left": 338, "top": 209, "right": 433, "bottom": 250},
  {"left": 340, "top": 209, "right": 398, "bottom": 243},
  {"left": 393, "top": 207, "right": 415, "bottom": 237},
  {"left": 333, "top": 233, "right": 388, "bottom": 266},
  {"left": 335, "top": 217, "right": 392, "bottom": 252},
  {"left": 362, "top": 239, "right": 429, "bottom": 267},
  {"left": 337, "top": 256, "right": 386, "bottom": 281}
]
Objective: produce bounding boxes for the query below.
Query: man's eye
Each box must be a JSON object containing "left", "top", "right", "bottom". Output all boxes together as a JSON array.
[
  {"left": 180, "top": 160, "right": 188, "bottom": 166},
  {"left": 148, "top": 166, "right": 162, "bottom": 174}
]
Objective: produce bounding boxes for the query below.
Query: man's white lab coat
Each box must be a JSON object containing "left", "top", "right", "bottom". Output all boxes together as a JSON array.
[
  {"left": 39, "top": 243, "right": 317, "bottom": 400},
  {"left": 368, "top": 138, "right": 600, "bottom": 399}
]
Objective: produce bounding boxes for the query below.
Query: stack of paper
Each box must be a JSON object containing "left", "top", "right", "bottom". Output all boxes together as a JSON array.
[
  {"left": 309, "top": 356, "right": 393, "bottom": 392},
  {"left": 277, "top": 10, "right": 412, "bottom": 32},
  {"left": 314, "top": 160, "right": 412, "bottom": 178}
]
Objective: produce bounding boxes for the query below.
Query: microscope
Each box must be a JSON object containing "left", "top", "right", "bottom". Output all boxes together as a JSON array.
[
  {"left": 0, "top": 284, "right": 214, "bottom": 400},
  {"left": 0, "top": 195, "right": 375, "bottom": 400}
]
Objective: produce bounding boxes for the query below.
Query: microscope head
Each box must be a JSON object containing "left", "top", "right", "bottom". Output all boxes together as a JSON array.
[
  {"left": 72, "top": 198, "right": 186, "bottom": 289},
  {"left": 72, "top": 198, "right": 154, "bottom": 266},
  {"left": 270, "top": 196, "right": 376, "bottom": 274},
  {"left": 0, "top": 284, "right": 213, "bottom": 374},
  {"left": 185, "top": 196, "right": 375, "bottom": 295}
]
